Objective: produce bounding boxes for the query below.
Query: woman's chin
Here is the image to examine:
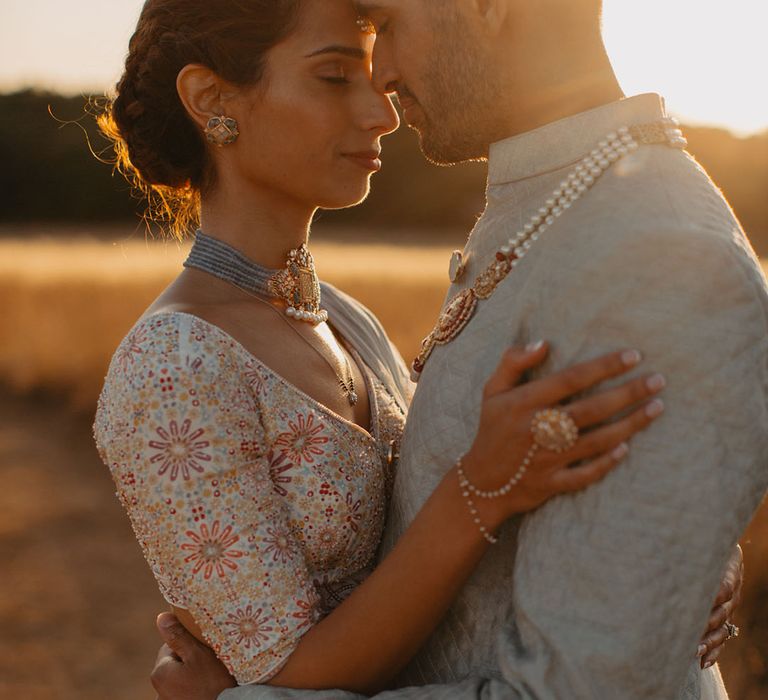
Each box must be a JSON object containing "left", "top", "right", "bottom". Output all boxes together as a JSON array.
[{"left": 318, "top": 183, "right": 373, "bottom": 211}]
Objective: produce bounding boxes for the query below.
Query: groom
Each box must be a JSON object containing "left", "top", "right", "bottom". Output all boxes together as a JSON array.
[{"left": 153, "top": 0, "right": 767, "bottom": 697}]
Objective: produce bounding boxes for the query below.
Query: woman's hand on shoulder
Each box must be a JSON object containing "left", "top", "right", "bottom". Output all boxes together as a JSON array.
[{"left": 462, "top": 342, "right": 666, "bottom": 526}]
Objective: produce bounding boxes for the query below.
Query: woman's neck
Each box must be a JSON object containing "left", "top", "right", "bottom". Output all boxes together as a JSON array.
[{"left": 199, "top": 179, "right": 316, "bottom": 270}]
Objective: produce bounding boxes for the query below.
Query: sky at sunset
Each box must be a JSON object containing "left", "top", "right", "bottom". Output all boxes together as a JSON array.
[{"left": 1, "top": 0, "right": 767, "bottom": 135}]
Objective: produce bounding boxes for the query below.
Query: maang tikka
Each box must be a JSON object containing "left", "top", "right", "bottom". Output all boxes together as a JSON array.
[{"left": 205, "top": 115, "right": 240, "bottom": 146}]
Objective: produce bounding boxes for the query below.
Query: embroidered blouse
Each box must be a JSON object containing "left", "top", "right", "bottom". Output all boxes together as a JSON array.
[{"left": 93, "top": 311, "right": 406, "bottom": 684}]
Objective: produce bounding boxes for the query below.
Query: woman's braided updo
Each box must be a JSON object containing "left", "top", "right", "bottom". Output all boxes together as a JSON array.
[{"left": 99, "top": 0, "right": 301, "bottom": 239}]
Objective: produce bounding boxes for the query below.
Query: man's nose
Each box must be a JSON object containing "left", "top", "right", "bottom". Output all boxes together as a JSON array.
[{"left": 371, "top": 40, "right": 399, "bottom": 95}]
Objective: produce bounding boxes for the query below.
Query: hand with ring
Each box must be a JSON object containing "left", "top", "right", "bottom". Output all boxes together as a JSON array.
[
  {"left": 458, "top": 341, "right": 666, "bottom": 530},
  {"left": 697, "top": 544, "right": 744, "bottom": 669}
]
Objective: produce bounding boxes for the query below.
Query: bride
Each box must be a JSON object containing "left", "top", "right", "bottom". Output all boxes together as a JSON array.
[{"left": 93, "top": 0, "right": 740, "bottom": 696}]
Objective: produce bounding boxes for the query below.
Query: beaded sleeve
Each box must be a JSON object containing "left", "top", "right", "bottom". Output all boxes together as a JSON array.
[{"left": 94, "top": 314, "right": 320, "bottom": 684}]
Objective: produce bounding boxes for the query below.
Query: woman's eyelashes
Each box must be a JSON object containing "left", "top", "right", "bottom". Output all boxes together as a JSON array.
[
  {"left": 317, "top": 63, "right": 351, "bottom": 86},
  {"left": 322, "top": 76, "right": 351, "bottom": 85}
]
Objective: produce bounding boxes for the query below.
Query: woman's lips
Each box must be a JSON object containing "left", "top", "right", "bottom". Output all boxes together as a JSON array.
[{"left": 344, "top": 151, "right": 382, "bottom": 172}]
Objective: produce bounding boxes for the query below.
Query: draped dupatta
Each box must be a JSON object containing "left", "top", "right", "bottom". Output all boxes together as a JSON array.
[{"left": 321, "top": 282, "right": 414, "bottom": 416}]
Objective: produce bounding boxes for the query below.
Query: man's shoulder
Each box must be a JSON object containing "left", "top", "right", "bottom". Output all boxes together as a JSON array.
[
  {"left": 554, "top": 147, "right": 762, "bottom": 286},
  {"left": 530, "top": 149, "right": 768, "bottom": 327},
  {"left": 606, "top": 148, "right": 745, "bottom": 248}
]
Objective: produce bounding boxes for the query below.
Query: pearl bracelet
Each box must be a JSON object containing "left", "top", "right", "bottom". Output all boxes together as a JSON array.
[
  {"left": 456, "top": 458, "right": 499, "bottom": 545},
  {"left": 457, "top": 445, "right": 537, "bottom": 500}
]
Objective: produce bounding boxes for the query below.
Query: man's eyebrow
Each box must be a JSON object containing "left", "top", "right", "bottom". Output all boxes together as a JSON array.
[{"left": 305, "top": 45, "right": 368, "bottom": 60}]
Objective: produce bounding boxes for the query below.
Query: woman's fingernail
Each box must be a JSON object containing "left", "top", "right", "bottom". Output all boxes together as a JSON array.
[
  {"left": 697, "top": 644, "right": 707, "bottom": 657},
  {"left": 646, "top": 373, "right": 667, "bottom": 392},
  {"left": 704, "top": 660, "right": 713, "bottom": 670},
  {"left": 645, "top": 399, "right": 665, "bottom": 417},
  {"left": 612, "top": 443, "right": 629, "bottom": 460},
  {"left": 622, "top": 349, "right": 642, "bottom": 366},
  {"left": 526, "top": 340, "right": 544, "bottom": 353}
]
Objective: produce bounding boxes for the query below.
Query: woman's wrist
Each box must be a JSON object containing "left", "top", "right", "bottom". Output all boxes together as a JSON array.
[{"left": 447, "top": 454, "right": 509, "bottom": 535}]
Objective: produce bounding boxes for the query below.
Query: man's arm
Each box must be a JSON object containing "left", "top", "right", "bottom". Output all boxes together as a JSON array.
[
  {"left": 498, "top": 226, "right": 768, "bottom": 698},
  {"left": 149, "top": 550, "right": 744, "bottom": 700}
]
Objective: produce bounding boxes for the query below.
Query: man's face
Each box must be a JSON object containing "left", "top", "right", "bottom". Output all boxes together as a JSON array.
[{"left": 358, "top": 0, "right": 500, "bottom": 165}]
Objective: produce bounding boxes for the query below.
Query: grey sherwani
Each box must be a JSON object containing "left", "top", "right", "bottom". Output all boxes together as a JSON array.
[{"left": 221, "top": 95, "right": 768, "bottom": 699}]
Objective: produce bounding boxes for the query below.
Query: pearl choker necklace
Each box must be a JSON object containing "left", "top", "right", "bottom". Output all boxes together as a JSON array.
[
  {"left": 185, "top": 230, "right": 329, "bottom": 325},
  {"left": 412, "top": 118, "right": 688, "bottom": 381}
]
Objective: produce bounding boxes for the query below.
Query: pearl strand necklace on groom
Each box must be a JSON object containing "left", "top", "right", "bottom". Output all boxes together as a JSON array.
[{"left": 411, "top": 118, "right": 688, "bottom": 381}]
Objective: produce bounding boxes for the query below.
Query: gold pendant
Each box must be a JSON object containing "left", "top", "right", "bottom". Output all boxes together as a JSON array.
[
  {"left": 412, "top": 289, "right": 478, "bottom": 379},
  {"left": 449, "top": 250, "right": 466, "bottom": 283},
  {"left": 475, "top": 258, "right": 512, "bottom": 299},
  {"left": 433, "top": 288, "right": 478, "bottom": 343},
  {"left": 268, "top": 245, "right": 327, "bottom": 323}
]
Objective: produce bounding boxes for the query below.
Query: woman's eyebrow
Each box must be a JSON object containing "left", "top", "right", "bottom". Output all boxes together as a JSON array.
[{"left": 305, "top": 46, "right": 368, "bottom": 60}]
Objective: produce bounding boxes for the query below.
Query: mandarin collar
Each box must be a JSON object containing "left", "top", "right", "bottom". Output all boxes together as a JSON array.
[{"left": 488, "top": 93, "right": 667, "bottom": 186}]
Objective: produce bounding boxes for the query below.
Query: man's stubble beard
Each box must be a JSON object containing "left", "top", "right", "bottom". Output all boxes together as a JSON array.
[{"left": 414, "top": 11, "right": 502, "bottom": 166}]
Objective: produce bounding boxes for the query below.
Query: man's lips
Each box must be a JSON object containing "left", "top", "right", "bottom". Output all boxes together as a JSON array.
[{"left": 343, "top": 150, "right": 382, "bottom": 172}]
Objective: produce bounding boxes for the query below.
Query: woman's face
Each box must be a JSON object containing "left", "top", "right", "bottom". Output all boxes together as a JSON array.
[{"left": 223, "top": 0, "right": 399, "bottom": 211}]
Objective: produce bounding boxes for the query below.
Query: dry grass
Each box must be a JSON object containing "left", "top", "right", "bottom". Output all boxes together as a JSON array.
[
  {"left": 0, "top": 235, "right": 453, "bottom": 406},
  {"left": 0, "top": 234, "right": 767, "bottom": 698}
]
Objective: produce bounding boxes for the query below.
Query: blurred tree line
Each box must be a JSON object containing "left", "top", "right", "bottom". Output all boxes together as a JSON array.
[{"left": 1, "top": 89, "right": 767, "bottom": 252}]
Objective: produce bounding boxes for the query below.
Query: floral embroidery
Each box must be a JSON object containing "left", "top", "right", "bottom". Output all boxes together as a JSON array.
[
  {"left": 225, "top": 606, "right": 273, "bottom": 649},
  {"left": 345, "top": 493, "right": 363, "bottom": 533},
  {"left": 244, "top": 362, "right": 265, "bottom": 395},
  {"left": 292, "top": 598, "right": 317, "bottom": 630},
  {"left": 181, "top": 520, "right": 244, "bottom": 579},
  {"left": 275, "top": 413, "right": 329, "bottom": 465},
  {"left": 268, "top": 450, "right": 294, "bottom": 496},
  {"left": 263, "top": 526, "right": 298, "bottom": 563},
  {"left": 148, "top": 419, "right": 211, "bottom": 481},
  {"left": 94, "top": 312, "right": 407, "bottom": 684},
  {"left": 116, "top": 323, "right": 148, "bottom": 371}
]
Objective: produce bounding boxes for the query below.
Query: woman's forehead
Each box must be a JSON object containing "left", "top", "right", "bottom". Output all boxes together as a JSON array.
[{"left": 293, "top": 0, "right": 372, "bottom": 52}]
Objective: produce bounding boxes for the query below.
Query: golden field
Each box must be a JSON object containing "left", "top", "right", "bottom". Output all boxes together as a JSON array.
[
  {"left": 1, "top": 234, "right": 767, "bottom": 699},
  {"left": 0, "top": 233, "right": 453, "bottom": 407}
]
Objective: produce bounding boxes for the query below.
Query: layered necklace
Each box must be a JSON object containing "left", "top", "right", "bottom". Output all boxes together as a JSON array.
[
  {"left": 411, "top": 118, "right": 688, "bottom": 381},
  {"left": 185, "top": 231, "right": 358, "bottom": 406},
  {"left": 186, "top": 229, "right": 329, "bottom": 324}
]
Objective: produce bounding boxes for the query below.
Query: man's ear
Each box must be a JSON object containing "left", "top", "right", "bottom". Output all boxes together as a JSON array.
[{"left": 176, "top": 64, "right": 227, "bottom": 130}]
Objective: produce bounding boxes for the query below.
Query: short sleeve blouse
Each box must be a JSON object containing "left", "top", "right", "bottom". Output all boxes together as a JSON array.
[{"left": 93, "top": 312, "right": 406, "bottom": 684}]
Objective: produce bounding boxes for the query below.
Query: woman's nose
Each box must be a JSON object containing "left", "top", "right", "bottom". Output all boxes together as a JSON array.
[
  {"left": 373, "top": 94, "right": 400, "bottom": 136},
  {"left": 358, "top": 88, "right": 400, "bottom": 136}
]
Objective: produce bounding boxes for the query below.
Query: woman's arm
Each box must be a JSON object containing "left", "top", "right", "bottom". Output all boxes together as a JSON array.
[
  {"left": 150, "top": 552, "right": 745, "bottom": 700},
  {"left": 95, "top": 314, "right": 322, "bottom": 684},
  {"left": 266, "top": 343, "right": 664, "bottom": 694}
]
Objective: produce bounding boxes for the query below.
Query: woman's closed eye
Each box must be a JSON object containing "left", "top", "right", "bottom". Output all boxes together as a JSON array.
[
  {"left": 323, "top": 75, "right": 351, "bottom": 85},
  {"left": 318, "top": 64, "right": 351, "bottom": 85}
]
